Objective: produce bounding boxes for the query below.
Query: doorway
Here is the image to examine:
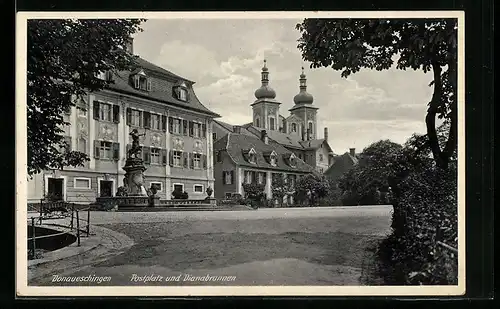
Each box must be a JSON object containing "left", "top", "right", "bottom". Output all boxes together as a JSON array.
[
  {"left": 99, "top": 180, "right": 113, "bottom": 197},
  {"left": 47, "top": 178, "right": 64, "bottom": 201}
]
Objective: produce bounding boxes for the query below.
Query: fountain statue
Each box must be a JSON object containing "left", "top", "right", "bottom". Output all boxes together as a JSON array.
[{"left": 123, "top": 129, "right": 148, "bottom": 196}]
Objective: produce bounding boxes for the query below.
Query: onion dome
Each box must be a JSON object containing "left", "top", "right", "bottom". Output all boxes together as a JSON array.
[
  {"left": 293, "top": 67, "right": 314, "bottom": 104},
  {"left": 254, "top": 60, "right": 276, "bottom": 100}
]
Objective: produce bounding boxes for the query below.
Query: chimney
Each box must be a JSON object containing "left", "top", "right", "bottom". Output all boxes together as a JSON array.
[
  {"left": 125, "top": 37, "right": 134, "bottom": 54},
  {"left": 349, "top": 148, "right": 356, "bottom": 156},
  {"left": 233, "top": 126, "right": 241, "bottom": 134},
  {"left": 261, "top": 130, "right": 269, "bottom": 144},
  {"left": 324, "top": 127, "right": 328, "bottom": 142},
  {"left": 306, "top": 128, "right": 311, "bottom": 141}
]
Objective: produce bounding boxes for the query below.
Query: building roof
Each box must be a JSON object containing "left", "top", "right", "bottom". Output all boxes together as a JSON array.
[
  {"left": 107, "top": 57, "right": 220, "bottom": 118},
  {"left": 324, "top": 152, "right": 359, "bottom": 177},
  {"left": 241, "top": 124, "right": 333, "bottom": 152},
  {"left": 299, "top": 139, "right": 325, "bottom": 150},
  {"left": 213, "top": 120, "right": 256, "bottom": 137},
  {"left": 242, "top": 124, "right": 304, "bottom": 149},
  {"left": 214, "top": 133, "right": 315, "bottom": 173}
]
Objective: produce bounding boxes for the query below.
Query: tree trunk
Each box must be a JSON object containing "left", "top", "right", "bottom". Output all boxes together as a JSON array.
[
  {"left": 425, "top": 63, "right": 448, "bottom": 169},
  {"left": 443, "top": 60, "right": 458, "bottom": 160}
]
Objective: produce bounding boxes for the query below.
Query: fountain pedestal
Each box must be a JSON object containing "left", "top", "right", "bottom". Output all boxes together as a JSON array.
[
  {"left": 122, "top": 157, "right": 147, "bottom": 196},
  {"left": 95, "top": 154, "right": 158, "bottom": 210}
]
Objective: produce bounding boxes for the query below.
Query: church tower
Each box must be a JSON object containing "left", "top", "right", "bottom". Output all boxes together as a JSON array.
[
  {"left": 289, "top": 67, "right": 318, "bottom": 140},
  {"left": 252, "top": 60, "right": 281, "bottom": 131}
]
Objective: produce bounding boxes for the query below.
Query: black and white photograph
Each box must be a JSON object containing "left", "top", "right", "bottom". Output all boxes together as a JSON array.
[{"left": 16, "top": 11, "right": 465, "bottom": 296}]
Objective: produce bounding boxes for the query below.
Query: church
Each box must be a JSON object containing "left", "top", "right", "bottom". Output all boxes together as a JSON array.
[{"left": 213, "top": 60, "right": 337, "bottom": 202}]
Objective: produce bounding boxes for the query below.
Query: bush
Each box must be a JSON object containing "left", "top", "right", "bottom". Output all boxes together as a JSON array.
[
  {"left": 242, "top": 183, "right": 265, "bottom": 206},
  {"left": 172, "top": 190, "right": 189, "bottom": 199},
  {"left": 380, "top": 162, "right": 458, "bottom": 285}
]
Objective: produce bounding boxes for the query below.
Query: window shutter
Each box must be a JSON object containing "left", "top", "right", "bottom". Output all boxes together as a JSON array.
[
  {"left": 143, "top": 147, "right": 151, "bottom": 164},
  {"left": 139, "top": 111, "right": 144, "bottom": 127},
  {"left": 64, "top": 136, "right": 72, "bottom": 152},
  {"left": 126, "top": 108, "right": 132, "bottom": 125},
  {"left": 94, "top": 140, "right": 100, "bottom": 159},
  {"left": 202, "top": 123, "right": 207, "bottom": 138},
  {"left": 182, "top": 120, "right": 188, "bottom": 135},
  {"left": 143, "top": 111, "right": 151, "bottom": 129},
  {"left": 189, "top": 121, "right": 194, "bottom": 137},
  {"left": 93, "top": 100, "right": 100, "bottom": 120},
  {"left": 169, "top": 150, "right": 173, "bottom": 167},
  {"left": 113, "top": 142, "right": 120, "bottom": 160},
  {"left": 113, "top": 105, "right": 120, "bottom": 123},
  {"left": 183, "top": 152, "right": 188, "bottom": 168},
  {"left": 146, "top": 79, "right": 152, "bottom": 91},
  {"left": 162, "top": 149, "right": 167, "bottom": 165},
  {"left": 203, "top": 154, "right": 207, "bottom": 169},
  {"left": 134, "top": 75, "right": 140, "bottom": 89},
  {"left": 168, "top": 117, "right": 174, "bottom": 133},
  {"left": 230, "top": 170, "right": 234, "bottom": 185},
  {"left": 222, "top": 171, "right": 226, "bottom": 185},
  {"left": 161, "top": 115, "right": 167, "bottom": 131}
]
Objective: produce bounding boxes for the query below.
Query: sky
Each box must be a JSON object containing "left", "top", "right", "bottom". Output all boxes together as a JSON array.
[{"left": 133, "top": 18, "right": 434, "bottom": 154}]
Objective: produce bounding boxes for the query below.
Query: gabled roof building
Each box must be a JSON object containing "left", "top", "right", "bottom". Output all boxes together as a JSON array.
[{"left": 213, "top": 127, "right": 316, "bottom": 201}]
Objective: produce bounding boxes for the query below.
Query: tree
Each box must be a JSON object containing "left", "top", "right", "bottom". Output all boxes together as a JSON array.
[
  {"left": 27, "top": 19, "right": 145, "bottom": 177},
  {"left": 338, "top": 140, "right": 404, "bottom": 205},
  {"left": 296, "top": 19, "right": 457, "bottom": 169},
  {"left": 271, "top": 175, "right": 289, "bottom": 207},
  {"left": 242, "top": 183, "right": 266, "bottom": 207},
  {"left": 294, "top": 174, "right": 330, "bottom": 206}
]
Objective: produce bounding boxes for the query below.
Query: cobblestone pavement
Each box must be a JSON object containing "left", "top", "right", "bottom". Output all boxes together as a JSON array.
[{"left": 29, "top": 206, "right": 392, "bottom": 286}]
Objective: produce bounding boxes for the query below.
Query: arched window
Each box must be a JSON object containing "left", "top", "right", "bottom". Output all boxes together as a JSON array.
[
  {"left": 308, "top": 122, "right": 313, "bottom": 135},
  {"left": 291, "top": 123, "right": 297, "bottom": 132},
  {"left": 255, "top": 118, "right": 260, "bottom": 127}
]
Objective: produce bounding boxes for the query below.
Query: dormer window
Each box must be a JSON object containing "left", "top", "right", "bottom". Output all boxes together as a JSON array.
[
  {"left": 289, "top": 154, "right": 297, "bottom": 167},
  {"left": 243, "top": 148, "right": 257, "bottom": 164},
  {"left": 179, "top": 88, "right": 187, "bottom": 101},
  {"left": 174, "top": 82, "right": 189, "bottom": 102},
  {"left": 97, "top": 70, "right": 113, "bottom": 81},
  {"left": 132, "top": 69, "right": 151, "bottom": 91},
  {"left": 263, "top": 150, "right": 277, "bottom": 166},
  {"left": 270, "top": 153, "right": 277, "bottom": 166},
  {"left": 284, "top": 153, "right": 297, "bottom": 168}
]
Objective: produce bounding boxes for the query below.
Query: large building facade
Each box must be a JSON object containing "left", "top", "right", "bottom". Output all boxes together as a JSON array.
[{"left": 28, "top": 41, "right": 220, "bottom": 203}]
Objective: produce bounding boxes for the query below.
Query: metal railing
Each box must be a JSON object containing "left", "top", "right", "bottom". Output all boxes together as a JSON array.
[{"left": 28, "top": 200, "right": 92, "bottom": 260}]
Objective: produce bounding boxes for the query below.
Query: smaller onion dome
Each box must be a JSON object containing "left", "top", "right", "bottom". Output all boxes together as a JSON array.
[{"left": 293, "top": 67, "right": 314, "bottom": 104}]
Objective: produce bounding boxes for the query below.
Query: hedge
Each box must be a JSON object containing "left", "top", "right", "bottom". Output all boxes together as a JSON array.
[{"left": 380, "top": 162, "right": 458, "bottom": 285}]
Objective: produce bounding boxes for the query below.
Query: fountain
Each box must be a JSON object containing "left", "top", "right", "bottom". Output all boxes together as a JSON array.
[{"left": 95, "top": 129, "right": 159, "bottom": 210}]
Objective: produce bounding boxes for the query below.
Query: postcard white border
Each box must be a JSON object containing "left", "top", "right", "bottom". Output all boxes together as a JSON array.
[{"left": 16, "top": 10, "right": 466, "bottom": 297}]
